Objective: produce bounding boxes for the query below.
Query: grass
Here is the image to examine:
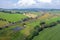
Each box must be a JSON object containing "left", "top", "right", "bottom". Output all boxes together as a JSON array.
[
  {"left": 0, "top": 25, "right": 25, "bottom": 40},
  {"left": 20, "top": 13, "right": 60, "bottom": 36},
  {"left": 33, "top": 24, "right": 60, "bottom": 40},
  {"left": 0, "top": 11, "right": 60, "bottom": 40},
  {"left": 0, "top": 21, "right": 9, "bottom": 27},
  {"left": 0, "top": 29, "right": 25, "bottom": 40},
  {"left": 0, "top": 12, "right": 27, "bottom": 22},
  {"left": 45, "top": 16, "right": 60, "bottom": 25},
  {"left": 0, "top": 12, "right": 28, "bottom": 40}
]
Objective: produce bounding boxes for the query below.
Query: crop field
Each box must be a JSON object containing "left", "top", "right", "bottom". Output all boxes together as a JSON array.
[{"left": 0, "top": 11, "right": 60, "bottom": 40}]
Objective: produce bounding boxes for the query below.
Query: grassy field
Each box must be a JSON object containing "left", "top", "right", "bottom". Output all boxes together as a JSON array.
[
  {"left": 0, "top": 12, "right": 28, "bottom": 40},
  {"left": 33, "top": 24, "right": 60, "bottom": 40},
  {"left": 0, "top": 12, "right": 27, "bottom": 22},
  {"left": 0, "top": 11, "right": 60, "bottom": 40},
  {"left": 0, "top": 21, "right": 9, "bottom": 27},
  {"left": 20, "top": 12, "right": 60, "bottom": 39}
]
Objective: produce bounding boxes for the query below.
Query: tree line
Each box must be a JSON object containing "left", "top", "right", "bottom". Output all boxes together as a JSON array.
[{"left": 25, "top": 20, "right": 60, "bottom": 40}]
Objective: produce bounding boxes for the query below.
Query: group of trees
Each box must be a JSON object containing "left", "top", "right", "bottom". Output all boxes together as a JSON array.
[
  {"left": 57, "top": 20, "right": 60, "bottom": 23},
  {"left": 0, "top": 18, "right": 13, "bottom": 24},
  {"left": 0, "top": 10, "right": 23, "bottom": 14},
  {"left": 0, "top": 28, "right": 3, "bottom": 30},
  {"left": 0, "top": 18, "right": 6, "bottom": 21},
  {"left": 0, "top": 17, "right": 30, "bottom": 30},
  {"left": 0, "top": 18, "right": 9, "bottom": 30},
  {"left": 1, "top": 10, "right": 12, "bottom": 13},
  {"left": 22, "top": 18, "right": 29, "bottom": 22},
  {"left": 0, "top": 26, "right": 9, "bottom": 30},
  {"left": 25, "top": 20, "right": 60, "bottom": 40}
]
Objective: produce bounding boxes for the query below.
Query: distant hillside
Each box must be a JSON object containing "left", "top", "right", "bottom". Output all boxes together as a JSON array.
[{"left": 0, "top": 8, "right": 60, "bottom": 12}]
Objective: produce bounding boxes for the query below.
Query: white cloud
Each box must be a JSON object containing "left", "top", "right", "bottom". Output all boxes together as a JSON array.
[
  {"left": 1, "top": 0, "right": 59, "bottom": 9},
  {"left": 16, "top": 0, "right": 36, "bottom": 7},
  {"left": 38, "top": 0, "right": 52, "bottom": 3},
  {"left": 14, "top": 0, "right": 52, "bottom": 8}
]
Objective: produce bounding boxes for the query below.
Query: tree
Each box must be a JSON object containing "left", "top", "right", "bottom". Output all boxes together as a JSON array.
[
  {"left": 34, "top": 25, "right": 43, "bottom": 32},
  {"left": 0, "top": 28, "right": 2, "bottom": 30},
  {"left": 40, "top": 21, "right": 45, "bottom": 25},
  {"left": 8, "top": 21, "right": 11, "bottom": 23},
  {"left": 0, "top": 18, "right": 2, "bottom": 20},
  {"left": 49, "top": 22, "right": 57, "bottom": 27},
  {"left": 57, "top": 20, "right": 60, "bottom": 23},
  {"left": 22, "top": 18, "right": 29, "bottom": 22},
  {"left": 44, "top": 24, "right": 49, "bottom": 28},
  {"left": 2, "top": 19, "right": 6, "bottom": 21},
  {"left": 5, "top": 26, "right": 8, "bottom": 28},
  {"left": 27, "top": 29, "right": 39, "bottom": 40}
]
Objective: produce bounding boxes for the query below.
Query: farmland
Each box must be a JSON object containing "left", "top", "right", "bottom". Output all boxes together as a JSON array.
[
  {"left": 33, "top": 24, "right": 60, "bottom": 40},
  {"left": 0, "top": 9, "right": 60, "bottom": 40},
  {"left": 0, "top": 12, "right": 27, "bottom": 22}
]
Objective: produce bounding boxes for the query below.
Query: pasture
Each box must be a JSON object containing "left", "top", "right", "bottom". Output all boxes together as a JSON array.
[
  {"left": 0, "top": 21, "right": 9, "bottom": 27},
  {"left": 0, "top": 11, "right": 60, "bottom": 40},
  {"left": 0, "top": 12, "right": 27, "bottom": 22},
  {"left": 33, "top": 24, "right": 60, "bottom": 40}
]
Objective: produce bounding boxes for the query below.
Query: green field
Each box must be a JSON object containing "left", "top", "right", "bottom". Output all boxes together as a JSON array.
[
  {"left": 33, "top": 24, "right": 60, "bottom": 40},
  {"left": 0, "top": 21, "right": 9, "bottom": 27},
  {"left": 0, "top": 11, "right": 60, "bottom": 40},
  {"left": 0, "top": 12, "right": 28, "bottom": 40},
  {"left": 0, "top": 12, "right": 27, "bottom": 22},
  {"left": 20, "top": 12, "right": 60, "bottom": 40}
]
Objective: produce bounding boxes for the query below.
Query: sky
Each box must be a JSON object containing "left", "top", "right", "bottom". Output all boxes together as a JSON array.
[{"left": 0, "top": 0, "right": 60, "bottom": 9}]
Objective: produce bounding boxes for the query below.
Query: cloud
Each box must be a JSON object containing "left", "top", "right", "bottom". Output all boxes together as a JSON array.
[
  {"left": 15, "top": 0, "right": 36, "bottom": 7},
  {"left": 0, "top": 0, "right": 60, "bottom": 9},
  {"left": 14, "top": 0, "right": 53, "bottom": 8},
  {"left": 15, "top": 0, "right": 52, "bottom": 6},
  {"left": 37, "top": 0, "right": 52, "bottom": 3}
]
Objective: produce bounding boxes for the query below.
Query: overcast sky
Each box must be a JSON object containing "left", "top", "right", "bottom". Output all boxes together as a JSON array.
[{"left": 0, "top": 0, "right": 60, "bottom": 9}]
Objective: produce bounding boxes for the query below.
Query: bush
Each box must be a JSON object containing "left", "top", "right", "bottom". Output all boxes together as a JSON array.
[
  {"left": 49, "top": 22, "right": 57, "bottom": 27},
  {"left": 0, "top": 18, "right": 2, "bottom": 20},
  {"left": 57, "top": 20, "right": 60, "bottom": 23},
  {"left": 44, "top": 24, "right": 49, "bottom": 28},
  {"left": 23, "top": 23, "right": 26, "bottom": 25},
  {"left": 0, "top": 28, "right": 3, "bottom": 30},
  {"left": 40, "top": 21, "right": 45, "bottom": 25},
  {"left": 8, "top": 21, "right": 11, "bottom": 23},
  {"left": 26, "top": 30, "right": 39, "bottom": 40},
  {"left": 34, "top": 25, "right": 43, "bottom": 32},
  {"left": 23, "top": 18, "right": 29, "bottom": 22},
  {"left": 12, "top": 22, "right": 16, "bottom": 24},
  {"left": 5, "top": 26, "right": 8, "bottom": 28},
  {"left": 2, "top": 19, "right": 6, "bottom": 21}
]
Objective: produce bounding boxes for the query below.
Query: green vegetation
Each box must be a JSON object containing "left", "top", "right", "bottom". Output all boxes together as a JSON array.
[
  {"left": 0, "top": 21, "right": 9, "bottom": 27},
  {"left": 33, "top": 24, "right": 60, "bottom": 40},
  {"left": 0, "top": 11, "right": 60, "bottom": 40},
  {"left": 0, "top": 12, "right": 27, "bottom": 22}
]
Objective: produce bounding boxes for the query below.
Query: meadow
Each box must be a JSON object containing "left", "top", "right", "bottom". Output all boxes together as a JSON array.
[
  {"left": 0, "top": 12, "right": 27, "bottom": 22},
  {"left": 33, "top": 24, "right": 60, "bottom": 40},
  {"left": 0, "top": 11, "right": 60, "bottom": 40}
]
